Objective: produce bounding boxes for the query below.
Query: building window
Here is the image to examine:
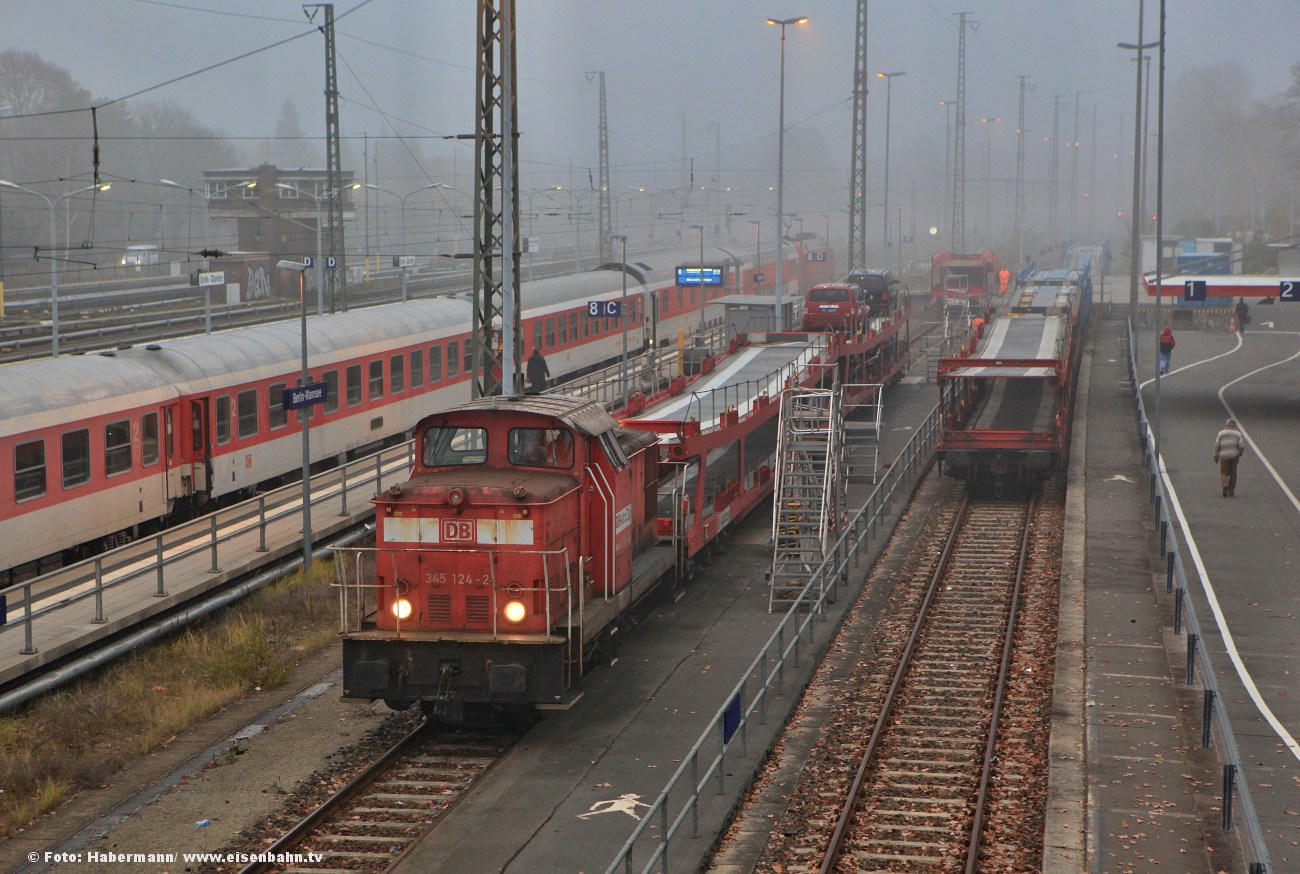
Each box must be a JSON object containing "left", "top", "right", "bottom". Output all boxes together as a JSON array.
[
  {"left": 269, "top": 382, "right": 288, "bottom": 429},
  {"left": 323, "top": 370, "right": 339, "bottom": 413},
  {"left": 390, "top": 354, "right": 405, "bottom": 394},
  {"left": 14, "top": 439, "right": 45, "bottom": 501},
  {"left": 429, "top": 345, "right": 443, "bottom": 382},
  {"left": 62, "top": 430, "right": 90, "bottom": 488},
  {"left": 278, "top": 184, "right": 299, "bottom": 199},
  {"left": 216, "top": 396, "right": 231, "bottom": 445},
  {"left": 105, "top": 419, "right": 132, "bottom": 476},
  {"left": 237, "top": 389, "right": 259, "bottom": 438},
  {"left": 410, "top": 350, "right": 424, "bottom": 389},
  {"left": 369, "top": 360, "right": 384, "bottom": 400},
  {"left": 346, "top": 364, "right": 362, "bottom": 406},
  {"left": 142, "top": 413, "right": 159, "bottom": 466},
  {"left": 447, "top": 341, "right": 460, "bottom": 378}
]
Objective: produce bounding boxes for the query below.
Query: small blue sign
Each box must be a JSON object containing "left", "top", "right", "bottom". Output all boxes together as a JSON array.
[
  {"left": 676, "top": 265, "right": 724, "bottom": 286},
  {"left": 283, "top": 381, "right": 328, "bottom": 410},
  {"left": 1183, "top": 279, "right": 1207, "bottom": 302},
  {"left": 1281, "top": 280, "right": 1298, "bottom": 302},
  {"left": 587, "top": 300, "right": 622, "bottom": 318}
]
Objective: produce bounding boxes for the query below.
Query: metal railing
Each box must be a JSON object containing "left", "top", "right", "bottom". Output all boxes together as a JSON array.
[
  {"left": 678, "top": 334, "right": 830, "bottom": 428},
  {"left": 604, "top": 402, "right": 941, "bottom": 874},
  {"left": 550, "top": 325, "right": 728, "bottom": 412},
  {"left": 1125, "top": 318, "right": 1272, "bottom": 874},
  {"left": 1, "top": 442, "right": 413, "bottom": 658}
]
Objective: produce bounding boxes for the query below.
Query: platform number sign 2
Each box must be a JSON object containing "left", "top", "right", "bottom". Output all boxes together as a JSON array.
[
  {"left": 1282, "top": 280, "right": 1299, "bottom": 302},
  {"left": 588, "top": 300, "right": 622, "bottom": 318}
]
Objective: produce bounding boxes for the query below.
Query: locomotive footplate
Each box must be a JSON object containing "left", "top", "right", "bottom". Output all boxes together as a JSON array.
[{"left": 342, "top": 633, "right": 569, "bottom": 709}]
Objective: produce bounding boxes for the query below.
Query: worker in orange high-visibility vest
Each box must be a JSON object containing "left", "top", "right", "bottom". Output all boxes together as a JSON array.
[{"left": 998, "top": 267, "right": 1011, "bottom": 292}]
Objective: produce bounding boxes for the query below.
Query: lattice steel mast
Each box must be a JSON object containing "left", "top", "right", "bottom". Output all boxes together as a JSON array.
[
  {"left": 953, "top": 12, "right": 975, "bottom": 252},
  {"left": 472, "top": 0, "right": 521, "bottom": 397},
  {"left": 306, "top": 3, "right": 347, "bottom": 312},
  {"left": 846, "top": 0, "right": 869, "bottom": 271}
]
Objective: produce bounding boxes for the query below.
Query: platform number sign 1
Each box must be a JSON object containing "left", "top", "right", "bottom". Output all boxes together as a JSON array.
[
  {"left": 588, "top": 300, "right": 622, "bottom": 318},
  {"left": 1183, "top": 279, "right": 1207, "bottom": 302},
  {"left": 1281, "top": 280, "right": 1299, "bottom": 302}
]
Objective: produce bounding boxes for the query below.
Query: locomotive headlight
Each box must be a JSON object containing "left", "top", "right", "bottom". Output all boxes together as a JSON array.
[
  {"left": 391, "top": 598, "right": 413, "bottom": 621},
  {"left": 503, "top": 600, "right": 527, "bottom": 624},
  {"left": 448, "top": 488, "right": 466, "bottom": 506}
]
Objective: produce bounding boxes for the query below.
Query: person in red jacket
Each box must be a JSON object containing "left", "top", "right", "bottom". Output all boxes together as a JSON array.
[{"left": 1158, "top": 326, "right": 1175, "bottom": 374}]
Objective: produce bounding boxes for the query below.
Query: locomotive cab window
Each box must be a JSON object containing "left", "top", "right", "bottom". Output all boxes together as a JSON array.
[
  {"left": 421, "top": 426, "right": 487, "bottom": 467},
  {"left": 61, "top": 429, "right": 90, "bottom": 488},
  {"left": 14, "top": 439, "right": 46, "bottom": 502},
  {"left": 105, "top": 419, "right": 132, "bottom": 476},
  {"left": 508, "top": 427, "right": 575, "bottom": 469}
]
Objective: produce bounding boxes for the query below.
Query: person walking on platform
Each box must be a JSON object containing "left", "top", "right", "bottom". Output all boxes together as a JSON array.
[
  {"left": 1235, "top": 298, "right": 1251, "bottom": 340},
  {"left": 526, "top": 347, "right": 551, "bottom": 394},
  {"left": 1214, "top": 418, "right": 1246, "bottom": 497},
  {"left": 1158, "top": 325, "right": 1175, "bottom": 374}
]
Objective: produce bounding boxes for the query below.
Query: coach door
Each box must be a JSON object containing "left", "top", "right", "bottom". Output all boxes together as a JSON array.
[
  {"left": 190, "top": 399, "right": 213, "bottom": 497},
  {"left": 162, "top": 403, "right": 188, "bottom": 502}
]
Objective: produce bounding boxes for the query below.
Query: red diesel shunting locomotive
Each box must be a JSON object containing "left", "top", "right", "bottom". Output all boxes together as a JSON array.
[{"left": 340, "top": 394, "right": 673, "bottom": 719}]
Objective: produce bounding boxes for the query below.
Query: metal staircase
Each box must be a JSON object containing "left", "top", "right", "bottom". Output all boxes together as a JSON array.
[
  {"left": 768, "top": 387, "right": 845, "bottom": 610},
  {"left": 841, "top": 384, "right": 884, "bottom": 484}
]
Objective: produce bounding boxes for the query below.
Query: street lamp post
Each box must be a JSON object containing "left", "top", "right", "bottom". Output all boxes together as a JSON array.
[
  {"left": 1119, "top": 0, "right": 1158, "bottom": 316},
  {"left": 276, "top": 259, "right": 313, "bottom": 572},
  {"left": 981, "top": 116, "right": 1002, "bottom": 247},
  {"left": 765, "top": 15, "right": 809, "bottom": 332},
  {"left": 877, "top": 71, "right": 906, "bottom": 270},
  {"left": 690, "top": 223, "right": 706, "bottom": 335},
  {"left": 610, "top": 233, "right": 629, "bottom": 399},
  {"left": 748, "top": 220, "right": 761, "bottom": 291},
  {"left": 0, "top": 180, "right": 109, "bottom": 357}
]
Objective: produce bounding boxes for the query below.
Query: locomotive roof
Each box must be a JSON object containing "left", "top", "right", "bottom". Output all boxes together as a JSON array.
[{"left": 451, "top": 393, "right": 621, "bottom": 436}]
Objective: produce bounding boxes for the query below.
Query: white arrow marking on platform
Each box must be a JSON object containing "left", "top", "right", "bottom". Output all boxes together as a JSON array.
[{"left": 1105, "top": 474, "right": 1134, "bottom": 483}]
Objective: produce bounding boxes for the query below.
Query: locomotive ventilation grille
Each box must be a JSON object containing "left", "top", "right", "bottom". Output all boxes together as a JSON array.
[
  {"left": 465, "top": 595, "right": 491, "bottom": 625},
  {"left": 427, "top": 594, "right": 452, "bottom": 622}
]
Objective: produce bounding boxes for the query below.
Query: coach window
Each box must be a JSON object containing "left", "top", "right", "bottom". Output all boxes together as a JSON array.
[
  {"left": 568, "top": 312, "right": 578, "bottom": 344},
  {"left": 421, "top": 426, "right": 487, "bottom": 467},
  {"left": 580, "top": 313, "right": 588, "bottom": 339},
  {"left": 61, "top": 429, "right": 90, "bottom": 488},
  {"left": 323, "top": 371, "right": 339, "bottom": 414},
  {"left": 237, "top": 389, "right": 259, "bottom": 438},
  {"left": 447, "top": 341, "right": 460, "bottom": 378},
  {"left": 391, "top": 354, "right": 405, "bottom": 393},
  {"left": 429, "top": 345, "right": 443, "bottom": 382},
  {"left": 215, "top": 396, "right": 231, "bottom": 445},
  {"left": 463, "top": 343, "right": 473, "bottom": 374},
  {"left": 533, "top": 321, "right": 543, "bottom": 352},
  {"left": 269, "top": 382, "right": 288, "bottom": 429},
  {"left": 105, "top": 419, "right": 132, "bottom": 476},
  {"left": 346, "top": 365, "right": 362, "bottom": 406},
  {"left": 369, "top": 360, "right": 384, "bottom": 400},
  {"left": 545, "top": 318, "right": 556, "bottom": 348},
  {"left": 410, "top": 350, "right": 424, "bottom": 389},
  {"left": 14, "top": 439, "right": 45, "bottom": 502},
  {"left": 142, "top": 413, "right": 160, "bottom": 466},
  {"left": 558, "top": 314, "right": 568, "bottom": 345}
]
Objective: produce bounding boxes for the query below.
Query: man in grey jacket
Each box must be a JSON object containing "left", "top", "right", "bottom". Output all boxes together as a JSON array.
[{"left": 1214, "top": 418, "right": 1246, "bottom": 497}]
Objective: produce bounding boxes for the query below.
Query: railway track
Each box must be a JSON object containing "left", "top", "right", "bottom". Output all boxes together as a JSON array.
[
  {"left": 743, "top": 478, "right": 1063, "bottom": 874},
  {"left": 237, "top": 720, "right": 521, "bottom": 874}
]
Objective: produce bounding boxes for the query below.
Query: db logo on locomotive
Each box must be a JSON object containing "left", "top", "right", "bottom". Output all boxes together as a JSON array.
[{"left": 440, "top": 518, "right": 476, "bottom": 542}]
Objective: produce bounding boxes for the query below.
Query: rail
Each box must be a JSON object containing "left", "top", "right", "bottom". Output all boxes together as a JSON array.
[
  {"left": 604, "top": 400, "right": 942, "bottom": 874},
  {"left": 1125, "top": 317, "right": 1273, "bottom": 873}
]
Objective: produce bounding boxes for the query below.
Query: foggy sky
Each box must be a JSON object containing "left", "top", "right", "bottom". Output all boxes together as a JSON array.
[{"left": 2, "top": 0, "right": 1298, "bottom": 252}]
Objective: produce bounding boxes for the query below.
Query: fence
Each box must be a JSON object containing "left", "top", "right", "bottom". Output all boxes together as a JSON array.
[
  {"left": 1125, "top": 318, "right": 1272, "bottom": 873},
  {"left": 604, "top": 402, "right": 941, "bottom": 874}
]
